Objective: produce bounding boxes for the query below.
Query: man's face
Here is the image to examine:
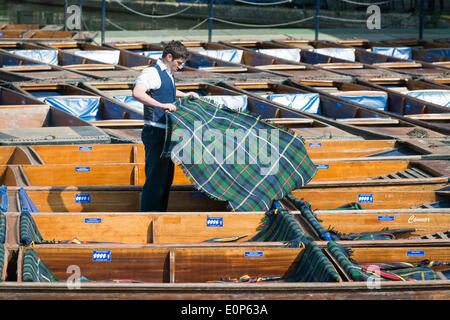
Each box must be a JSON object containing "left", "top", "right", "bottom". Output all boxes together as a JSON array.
[{"left": 166, "top": 53, "right": 185, "bottom": 73}]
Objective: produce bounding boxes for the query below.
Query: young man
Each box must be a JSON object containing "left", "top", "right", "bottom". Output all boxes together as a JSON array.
[{"left": 133, "top": 40, "right": 199, "bottom": 212}]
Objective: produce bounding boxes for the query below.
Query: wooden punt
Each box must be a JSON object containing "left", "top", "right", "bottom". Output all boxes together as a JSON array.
[
  {"left": 14, "top": 242, "right": 450, "bottom": 282},
  {"left": 0, "top": 47, "right": 98, "bottom": 82},
  {"left": 289, "top": 183, "right": 449, "bottom": 210},
  {"left": 0, "top": 24, "right": 64, "bottom": 31},
  {"left": 301, "top": 208, "right": 450, "bottom": 240},
  {"left": 0, "top": 86, "right": 110, "bottom": 146},
  {"left": 2, "top": 158, "right": 448, "bottom": 188},
  {"left": 283, "top": 78, "right": 450, "bottom": 135},
  {"left": 165, "top": 40, "right": 353, "bottom": 82},
  {"left": 4, "top": 207, "right": 450, "bottom": 247},
  {"left": 219, "top": 80, "right": 449, "bottom": 139},
  {"left": 1, "top": 137, "right": 443, "bottom": 167},
  {"left": 0, "top": 243, "right": 447, "bottom": 299},
  {"left": 270, "top": 39, "right": 450, "bottom": 80},
  {"left": 15, "top": 41, "right": 140, "bottom": 81},
  {"left": 0, "top": 30, "right": 95, "bottom": 40},
  {"left": 104, "top": 41, "right": 245, "bottom": 82},
  {"left": 78, "top": 80, "right": 377, "bottom": 141},
  {"left": 1, "top": 172, "right": 447, "bottom": 213},
  {"left": 219, "top": 39, "right": 408, "bottom": 81},
  {"left": 10, "top": 81, "right": 145, "bottom": 143},
  {"left": 329, "top": 38, "right": 450, "bottom": 66},
  {"left": 351, "top": 78, "right": 450, "bottom": 129}
]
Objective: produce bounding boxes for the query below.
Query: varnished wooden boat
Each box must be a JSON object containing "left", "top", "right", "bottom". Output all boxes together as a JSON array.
[
  {"left": 289, "top": 183, "right": 449, "bottom": 210},
  {"left": 283, "top": 78, "right": 450, "bottom": 135},
  {"left": 303, "top": 208, "right": 450, "bottom": 240},
  {"left": 78, "top": 80, "right": 379, "bottom": 141},
  {"left": 10, "top": 81, "right": 145, "bottom": 143},
  {"left": 1, "top": 174, "right": 447, "bottom": 213},
  {"left": 2, "top": 137, "right": 445, "bottom": 166},
  {"left": 1, "top": 158, "right": 448, "bottom": 187},
  {"left": 104, "top": 41, "right": 250, "bottom": 82},
  {"left": 271, "top": 39, "right": 450, "bottom": 79},
  {"left": 218, "top": 39, "right": 408, "bottom": 81},
  {"left": 3, "top": 207, "right": 449, "bottom": 246},
  {"left": 219, "top": 80, "right": 450, "bottom": 139},
  {"left": 2, "top": 41, "right": 140, "bottom": 81},
  {"left": 162, "top": 40, "right": 353, "bottom": 82},
  {"left": 0, "top": 86, "right": 110, "bottom": 146},
  {"left": 0, "top": 47, "right": 98, "bottom": 82},
  {"left": 0, "top": 30, "right": 95, "bottom": 40},
  {"left": 329, "top": 38, "right": 450, "bottom": 67},
  {"left": 0, "top": 242, "right": 447, "bottom": 299}
]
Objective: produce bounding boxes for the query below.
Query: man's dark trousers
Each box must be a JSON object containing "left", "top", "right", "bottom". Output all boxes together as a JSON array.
[{"left": 140, "top": 125, "right": 174, "bottom": 212}]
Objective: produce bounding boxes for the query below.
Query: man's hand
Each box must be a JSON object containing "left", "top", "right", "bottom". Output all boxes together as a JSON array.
[
  {"left": 162, "top": 103, "right": 177, "bottom": 112},
  {"left": 185, "top": 91, "right": 201, "bottom": 99}
]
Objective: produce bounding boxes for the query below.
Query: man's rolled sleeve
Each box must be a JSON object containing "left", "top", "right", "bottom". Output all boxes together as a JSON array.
[{"left": 134, "top": 67, "right": 161, "bottom": 92}]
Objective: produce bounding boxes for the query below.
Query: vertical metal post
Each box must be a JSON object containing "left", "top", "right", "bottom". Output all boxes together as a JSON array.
[
  {"left": 79, "top": 0, "right": 83, "bottom": 31},
  {"left": 315, "top": 0, "right": 320, "bottom": 41},
  {"left": 101, "top": 0, "right": 106, "bottom": 44},
  {"left": 419, "top": 0, "right": 423, "bottom": 39},
  {"left": 64, "top": 0, "right": 68, "bottom": 31},
  {"left": 208, "top": 0, "right": 214, "bottom": 43}
]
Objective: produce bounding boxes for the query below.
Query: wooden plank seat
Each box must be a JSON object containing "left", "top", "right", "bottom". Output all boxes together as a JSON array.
[
  {"left": 17, "top": 243, "right": 342, "bottom": 283},
  {"left": 290, "top": 182, "right": 449, "bottom": 210},
  {"left": 13, "top": 199, "right": 309, "bottom": 245},
  {"left": 325, "top": 241, "right": 450, "bottom": 282},
  {"left": 0, "top": 138, "right": 439, "bottom": 166},
  {"left": 3, "top": 159, "right": 446, "bottom": 188},
  {"left": 284, "top": 196, "right": 450, "bottom": 240}
]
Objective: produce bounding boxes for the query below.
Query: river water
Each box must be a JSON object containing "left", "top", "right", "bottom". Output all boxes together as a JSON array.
[{"left": 0, "top": 0, "right": 229, "bottom": 31}]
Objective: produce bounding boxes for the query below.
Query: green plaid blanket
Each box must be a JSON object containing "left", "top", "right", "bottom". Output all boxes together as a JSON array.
[
  {"left": 163, "top": 97, "right": 317, "bottom": 212},
  {"left": 327, "top": 241, "right": 444, "bottom": 281},
  {"left": 0, "top": 213, "right": 5, "bottom": 244},
  {"left": 20, "top": 211, "right": 46, "bottom": 246},
  {"left": 210, "top": 241, "right": 340, "bottom": 283},
  {"left": 22, "top": 249, "right": 59, "bottom": 282},
  {"left": 248, "top": 208, "right": 314, "bottom": 246},
  {"left": 0, "top": 245, "right": 4, "bottom": 282},
  {"left": 284, "top": 241, "right": 340, "bottom": 282}
]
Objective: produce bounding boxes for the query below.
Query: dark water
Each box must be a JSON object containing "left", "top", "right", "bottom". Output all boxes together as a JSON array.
[{"left": 0, "top": 0, "right": 228, "bottom": 31}]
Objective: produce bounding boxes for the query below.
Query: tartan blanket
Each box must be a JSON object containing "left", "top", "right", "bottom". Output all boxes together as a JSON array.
[
  {"left": 287, "top": 195, "right": 337, "bottom": 241},
  {"left": 209, "top": 241, "right": 340, "bottom": 283},
  {"left": 22, "top": 249, "right": 59, "bottom": 282},
  {"left": 0, "top": 245, "right": 4, "bottom": 281},
  {"left": 284, "top": 241, "right": 340, "bottom": 282},
  {"left": 247, "top": 208, "right": 314, "bottom": 246},
  {"left": 327, "top": 241, "right": 444, "bottom": 281},
  {"left": 0, "top": 213, "right": 5, "bottom": 244},
  {"left": 20, "top": 211, "right": 46, "bottom": 246},
  {"left": 22, "top": 249, "right": 143, "bottom": 283},
  {"left": 162, "top": 97, "right": 317, "bottom": 212}
]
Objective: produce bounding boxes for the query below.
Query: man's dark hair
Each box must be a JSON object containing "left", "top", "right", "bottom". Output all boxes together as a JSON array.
[{"left": 162, "top": 40, "right": 188, "bottom": 60}]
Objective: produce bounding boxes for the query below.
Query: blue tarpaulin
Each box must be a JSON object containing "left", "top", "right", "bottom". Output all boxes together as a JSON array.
[
  {"left": 204, "top": 95, "right": 248, "bottom": 112},
  {"left": 73, "top": 50, "right": 121, "bottom": 65},
  {"left": 313, "top": 48, "right": 356, "bottom": 62},
  {"left": 257, "top": 48, "right": 301, "bottom": 62},
  {"left": 428, "top": 49, "right": 450, "bottom": 57},
  {"left": 9, "top": 49, "right": 59, "bottom": 65},
  {"left": 197, "top": 49, "right": 243, "bottom": 64},
  {"left": 113, "top": 95, "right": 144, "bottom": 112},
  {"left": 44, "top": 96, "right": 101, "bottom": 121},
  {"left": 333, "top": 91, "right": 388, "bottom": 111},
  {"left": 372, "top": 47, "right": 413, "bottom": 60},
  {"left": 405, "top": 90, "right": 450, "bottom": 108},
  {"left": 263, "top": 93, "right": 321, "bottom": 114}
]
